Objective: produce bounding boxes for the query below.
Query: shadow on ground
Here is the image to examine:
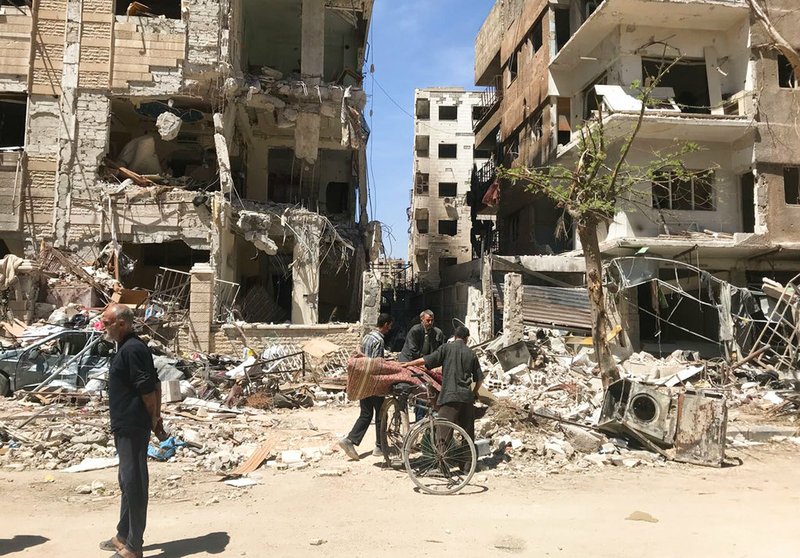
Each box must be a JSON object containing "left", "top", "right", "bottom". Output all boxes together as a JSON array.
[
  {"left": 0, "top": 535, "right": 49, "bottom": 556},
  {"left": 144, "top": 532, "right": 230, "bottom": 558}
]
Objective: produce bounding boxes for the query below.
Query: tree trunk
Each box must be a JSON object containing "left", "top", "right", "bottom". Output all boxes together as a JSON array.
[{"left": 578, "top": 220, "right": 620, "bottom": 389}]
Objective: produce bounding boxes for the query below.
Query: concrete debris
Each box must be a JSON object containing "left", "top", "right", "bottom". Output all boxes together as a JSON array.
[{"left": 156, "top": 111, "right": 182, "bottom": 141}]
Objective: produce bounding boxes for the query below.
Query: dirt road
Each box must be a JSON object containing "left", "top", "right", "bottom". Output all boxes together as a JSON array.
[{"left": 1, "top": 406, "right": 798, "bottom": 558}]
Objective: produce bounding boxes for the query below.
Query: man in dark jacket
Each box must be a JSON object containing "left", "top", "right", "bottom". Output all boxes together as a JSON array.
[
  {"left": 99, "top": 304, "right": 166, "bottom": 558},
  {"left": 401, "top": 326, "right": 483, "bottom": 440},
  {"left": 398, "top": 309, "right": 444, "bottom": 363}
]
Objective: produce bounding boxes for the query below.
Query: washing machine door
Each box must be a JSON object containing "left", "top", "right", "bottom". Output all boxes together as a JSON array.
[{"left": 622, "top": 383, "right": 677, "bottom": 445}]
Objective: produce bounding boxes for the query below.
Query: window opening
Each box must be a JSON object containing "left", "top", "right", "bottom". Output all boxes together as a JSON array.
[
  {"left": 0, "top": 96, "right": 26, "bottom": 148},
  {"left": 116, "top": 0, "right": 181, "bottom": 18},
  {"left": 438, "top": 220, "right": 457, "bottom": 236},
  {"left": 554, "top": 8, "right": 571, "bottom": 53},
  {"left": 438, "top": 105, "right": 458, "bottom": 120},
  {"left": 416, "top": 98, "right": 431, "bottom": 119},
  {"left": 784, "top": 167, "right": 800, "bottom": 204},
  {"left": 415, "top": 172, "right": 429, "bottom": 195},
  {"left": 438, "top": 143, "right": 457, "bottom": 158},
  {"left": 326, "top": 182, "right": 349, "bottom": 214},
  {"left": 651, "top": 170, "right": 715, "bottom": 211},
  {"left": 438, "top": 182, "right": 457, "bottom": 197},
  {"left": 778, "top": 55, "right": 797, "bottom": 88}
]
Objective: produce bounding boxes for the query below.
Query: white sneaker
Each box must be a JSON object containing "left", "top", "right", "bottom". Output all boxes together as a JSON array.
[
  {"left": 337, "top": 437, "right": 360, "bottom": 460},
  {"left": 372, "top": 446, "right": 384, "bottom": 457}
]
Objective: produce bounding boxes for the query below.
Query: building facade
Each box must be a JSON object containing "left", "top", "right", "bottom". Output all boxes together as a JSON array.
[
  {"left": 408, "top": 87, "right": 490, "bottom": 290},
  {"left": 470, "top": 0, "right": 800, "bottom": 276},
  {"left": 0, "top": 0, "right": 375, "bottom": 328}
]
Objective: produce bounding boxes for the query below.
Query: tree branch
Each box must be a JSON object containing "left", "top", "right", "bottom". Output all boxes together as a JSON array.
[{"left": 747, "top": 0, "right": 800, "bottom": 81}]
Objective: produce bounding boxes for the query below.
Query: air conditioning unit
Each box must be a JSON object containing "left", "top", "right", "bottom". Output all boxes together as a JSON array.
[{"left": 585, "top": 1, "right": 599, "bottom": 18}]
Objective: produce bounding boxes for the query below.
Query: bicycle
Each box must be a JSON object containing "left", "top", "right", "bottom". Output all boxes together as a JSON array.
[{"left": 396, "top": 372, "right": 477, "bottom": 495}]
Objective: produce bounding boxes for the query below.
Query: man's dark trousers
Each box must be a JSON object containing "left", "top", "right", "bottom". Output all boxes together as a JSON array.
[
  {"left": 437, "top": 402, "right": 476, "bottom": 440},
  {"left": 347, "top": 396, "right": 384, "bottom": 446},
  {"left": 115, "top": 429, "right": 150, "bottom": 553}
]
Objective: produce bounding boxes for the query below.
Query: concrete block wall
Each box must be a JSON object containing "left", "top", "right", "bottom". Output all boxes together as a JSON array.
[
  {"left": 176, "top": 322, "right": 363, "bottom": 357},
  {"left": 111, "top": 18, "right": 186, "bottom": 93},
  {"left": 0, "top": 152, "right": 23, "bottom": 232},
  {"left": 0, "top": 6, "right": 32, "bottom": 93}
]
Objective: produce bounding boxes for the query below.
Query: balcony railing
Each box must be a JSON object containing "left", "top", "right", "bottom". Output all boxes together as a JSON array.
[
  {"left": 472, "top": 75, "right": 503, "bottom": 131},
  {"left": 476, "top": 158, "right": 497, "bottom": 186}
]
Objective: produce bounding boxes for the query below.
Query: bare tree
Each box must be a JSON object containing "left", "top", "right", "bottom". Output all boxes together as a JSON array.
[{"left": 501, "top": 44, "right": 703, "bottom": 388}]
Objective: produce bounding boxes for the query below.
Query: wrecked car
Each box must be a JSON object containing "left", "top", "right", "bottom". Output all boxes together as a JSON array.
[{"left": 0, "top": 329, "right": 112, "bottom": 395}]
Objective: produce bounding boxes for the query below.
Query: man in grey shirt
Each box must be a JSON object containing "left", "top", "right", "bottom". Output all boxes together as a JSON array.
[
  {"left": 338, "top": 313, "right": 394, "bottom": 460},
  {"left": 401, "top": 326, "right": 483, "bottom": 440}
]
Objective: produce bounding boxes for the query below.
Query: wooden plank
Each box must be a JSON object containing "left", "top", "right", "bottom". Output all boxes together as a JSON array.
[{"left": 227, "top": 436, "right": 278, "bottom": 477}]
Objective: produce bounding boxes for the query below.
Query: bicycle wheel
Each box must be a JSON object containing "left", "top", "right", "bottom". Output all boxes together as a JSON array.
[
  {"left": 402, "top": 418, "right": 476, "bottom": 495},
  {"left": 378, "top": 397, "right": 409, "bottom": 466}
]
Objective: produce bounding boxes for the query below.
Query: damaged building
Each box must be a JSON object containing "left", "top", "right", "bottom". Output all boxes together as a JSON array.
[
  {"left": 0, "top": 0, "right": 376, "bottom": 351},
  {"left": 407, "top": 87, "right": 492, "bottom": 290},
  {"left": 452, "top": 0, "right": 800, "bottom": 352}
]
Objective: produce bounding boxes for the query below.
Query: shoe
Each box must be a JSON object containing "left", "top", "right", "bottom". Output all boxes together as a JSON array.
[
  {"left": 372, "top": 446, "right": 384, "bottom": 457},
  {"left": 99, "top": 536, "right": 125, "bottom": 552},
  {"left": 337, "top": 437, "right": 360, "bottom": 460}
]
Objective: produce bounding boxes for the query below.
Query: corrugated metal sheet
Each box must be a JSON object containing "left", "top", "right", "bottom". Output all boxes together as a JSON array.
[{"left": 521, "top": 285, "right": 592, "bottom": 331}]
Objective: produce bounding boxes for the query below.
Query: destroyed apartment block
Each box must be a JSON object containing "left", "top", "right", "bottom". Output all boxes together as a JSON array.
[
  {"left": 463, "top": 0, "right": 800, "bottom": 267},
  {"left": 0, "top": 0, "right": 380, "bottom": 356},
  {"left": 397, "top": 0, "right": 800, "bottom": 353}
]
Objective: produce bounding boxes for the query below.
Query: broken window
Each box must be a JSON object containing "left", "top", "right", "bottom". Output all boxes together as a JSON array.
[
  {"left": 416, "top": 249, "right": 428, "bottom": 272},
  {"left": 505, "top": 132, "right": 519, "bottom": 164},
  {"left": 0, "top": 95, "right": 26, "bottom": 148},
  {"left": 530, "top": 18, "right": 543, "bottom": 54},
  {"left": 415, "top": 172, "right": 429, "bottom": 195},
  {"left": 438, "top": 220, "right": 457, "bottom": 236},
  {"left": 778, "top": 55, "right": 797, "bottom": 88},
  {"left": 267, "top": 149, "right": 302, "bottom": 203},
  {"left": 416, "top": 98, "right": 430, "bottom": 119},
  {"left": 583, "top": 72, "right": 607, "bottom": 121},
  {"left": 242, "top": 0, "right": 301, "bottom": 74},
  {"left": 0, "top": 0, "right": 29, "bottom": 7},
  {"left": 415, "top": 134, "right": 430, "bottom": 157},
  {"left": 554, "top": 7, "right": 571, "bottom": 53},
  {"left": 417, "top": 218, "right": 429, "bottom": 234},
  {"left": 507, "top": 50, "right": 518, "bottom": 85},
  {"left": 438, "top": 143, "right": 457, "bottom": 159},
  {"left": 324, "top": 7, "right": 359, "bottom": 84},
  {"left": 115, "top": 0, "right": 182, "bottom": 18},
  {"left": 438, "top": 105, "right": 458, "bottom": 120},
  {"left": 530, "top": 110, "right": 544, "bottom": 142},
  {"left": 438, "top": 182, "right": 457, "bottom": 197},
  {"left": 326, "top": 182, "right": 349, "bottom": 214},
  {"left": 473, "top": 147, "right": 491, "bottom": 160},
  {"left": 582, "top": 0, "right": 600, "bottom": 20},
  {"left": 439, "top": 257, "right": 457, "bottom": 269},
  {"left": 643, "top": 59, "right": 711, "bottom": 114},
  {"left": 784, "top": 167, "right": 800, "bottom": 204},
  {"left": 506, "top": 211, "right": 520, "bottom": 244},
  {"left": 651, "top": 170, "right": 715, "bottom": 211}
]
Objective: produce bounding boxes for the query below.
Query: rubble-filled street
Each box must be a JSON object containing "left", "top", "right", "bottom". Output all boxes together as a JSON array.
[
  {"left": 1, "top": 403, "right": 799, "bottom": 557},
  {"left": 1, "top": 0, "right": 800, "bottom": 556},
  {"left": 2, "top": 315, "right": 800, "bottom": 556}
]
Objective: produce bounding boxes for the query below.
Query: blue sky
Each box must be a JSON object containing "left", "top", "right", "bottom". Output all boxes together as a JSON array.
[{"left": 365, "top": 0, "right": 495, "bottom": 258}]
